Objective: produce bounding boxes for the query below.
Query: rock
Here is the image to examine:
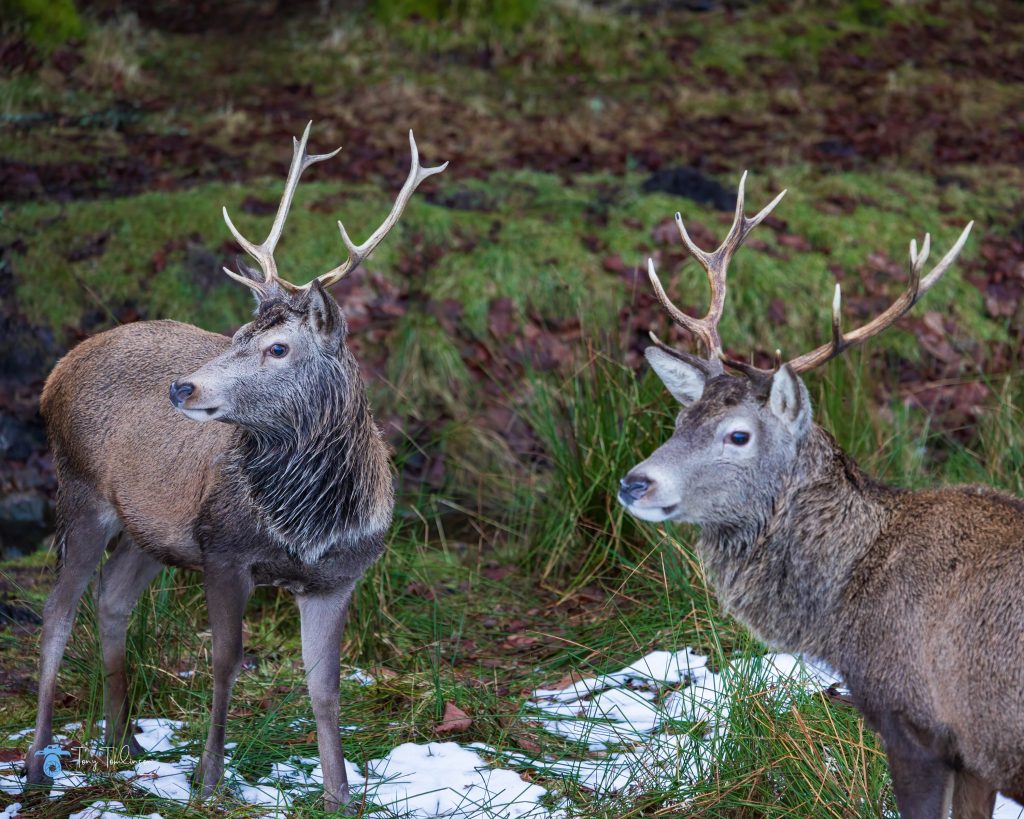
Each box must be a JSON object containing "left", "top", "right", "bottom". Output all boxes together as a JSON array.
[
  {"left": 0, "top": 490, "right": 52, "bottom": 559},
  {"left": 0, "top": 412, "right": 45, "bottom": 461},
  {"left": 641, "top": 166, "right": 738, "bottom": 211}
]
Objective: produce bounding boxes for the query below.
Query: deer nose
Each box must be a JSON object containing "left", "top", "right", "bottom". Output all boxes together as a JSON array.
[
  {"left": 618, "top": 476, "right": 652, "bottom": 505},
  {"left": 169, "top": 381, "right": 195, "bottom": 408}
]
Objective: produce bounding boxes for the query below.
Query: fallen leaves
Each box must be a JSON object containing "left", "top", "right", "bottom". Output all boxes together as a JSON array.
[
  {"left": 542, "top": 669, "right": 588, "bottom": 691},
  {"left": 435, "top": 702, "right": 473, "bottom": 735}
]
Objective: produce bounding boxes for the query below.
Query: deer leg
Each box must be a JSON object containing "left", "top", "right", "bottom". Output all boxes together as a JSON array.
[
  {"left": 25, "top": 492, "right": 117, "bottom": 788},
  {"left": 194, "top": 567, "right": 251, "bottom": 800},
  {"left": 96, "top": 537, "right": 163, "bottom": 757},
  {"left": 878, "top": 713, "right": 954, "bottom": 819},
  {"left": 951, "top": 770, "right": 996, "bottom": 819},
  {"left": 297, "top": 580, "right": 357, "bottom": 813}
]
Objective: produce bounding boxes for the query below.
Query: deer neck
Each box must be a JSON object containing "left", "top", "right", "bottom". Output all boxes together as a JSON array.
[
  {"left": 698, "top": 426, "right": 892, "bottom": 658},
  {"left": 230, "top": 355, "right": 392, "bottom": 563}
]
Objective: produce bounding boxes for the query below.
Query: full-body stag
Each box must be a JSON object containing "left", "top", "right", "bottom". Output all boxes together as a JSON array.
[
  {"left": 620, "top": 176, "right": 1024, "bottom": 818},
  {"left": 27, "top": 123, "right": 446, "bottom": 812}
]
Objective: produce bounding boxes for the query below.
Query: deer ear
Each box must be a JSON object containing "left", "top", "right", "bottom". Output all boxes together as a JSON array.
[
  {"left": 769, "top": 365, "right": 812, "bottom": 437},
  {"left": 303, "top": 280, "right": 347, "bottom": 348},
  {"left": 646, "top": 347, "right": 706, "bottom": 405}
]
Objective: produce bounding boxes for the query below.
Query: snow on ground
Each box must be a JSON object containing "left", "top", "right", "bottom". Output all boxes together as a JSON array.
[
  {"left": 0, "top": 718, "right": 552, "bottom": 818},
  {"left": 477, "top": 649, "right": 846, "bottom": 797},
  {"left": 2, "top": 651, "right": 1022, "bottom": 818},
  {"left": 69, "top": 801, "right": 164, "bottom": 819}
]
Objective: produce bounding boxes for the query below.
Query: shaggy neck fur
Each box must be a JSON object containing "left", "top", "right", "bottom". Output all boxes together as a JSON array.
[
  {"left": 230, "top": 352, "right": 391, "bottom": 564},
  {"left": 698, "top": 426, "right": 895, "bottom": 660}
]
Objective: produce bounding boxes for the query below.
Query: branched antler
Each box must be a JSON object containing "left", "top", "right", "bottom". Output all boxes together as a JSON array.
[
  {"left": 783, "top": 222, "right": 974, "bottom": 374},
  {"left": 221, "top": 123, "right": 447, "bottom": 296},
  {"left": 222, "top": 122, "right": 341, "bottom": 294},
  {"left": 645, "top": 171, "right": 974, "bottom": 378},
  {"left": 647, "top": 172, "right": 786, "bottom": 372},
  {"left": 307, "top": 130, "right": 448, "bottom": 291}
]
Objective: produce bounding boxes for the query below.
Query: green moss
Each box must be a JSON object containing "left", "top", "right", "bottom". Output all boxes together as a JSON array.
[
  {"left": 370, "top": 0, "right": 541, "bottom": 28},
  {"left": 1, "top": 0, "right": 83, "bottom": 49}
]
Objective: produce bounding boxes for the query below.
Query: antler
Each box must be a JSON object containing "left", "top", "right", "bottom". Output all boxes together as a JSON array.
[
  {"left": 781, "top": 221, "right": 974, "bottom": 374},
  {"left": 222, "top": 121, "right": 341, "bottom": 294},
  {"left": 222, "top": 124, "right": 447, "bottom": 295},
  {"left": 297, "top": 130, "right": 448, "bottom": 292},
  {"left": 647, "top": 171, "right": 787, "bottom": 371}
]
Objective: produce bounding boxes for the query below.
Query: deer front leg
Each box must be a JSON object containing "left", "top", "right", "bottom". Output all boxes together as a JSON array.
[
  {"left": 296, "top": 580, "right": 357, "bottom": 813},
  {"left": 195, "top": 567, "right": 252, "bottom": 800},
  {"left": 877, "top": 712, "right": 954, "bottom": 819},
  {"left": 951, "top": 770, "right": 996, "bottom": 819}
]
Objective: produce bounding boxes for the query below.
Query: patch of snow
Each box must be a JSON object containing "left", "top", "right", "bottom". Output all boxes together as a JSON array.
[
  {"left": 2, "top": 717, "right": 555, "bottom": 817},
  {"left": 119, "top": 757, "right": 196, "bottom": 803},
  {"left": 2, "top": 648, "right": 1018, "bottom": 818},
  {"left": 68, "top": 800, "right": 163, "bottom": 819},
  {"left": 364, "top": 742, "right": 549, "bottom": 818},
  {"left": 0, "top": 772, "right": 23, "bottom": 797},
  {"left": 346, "top": 668, "right": 375, "bottom": 686},
  {"left": 133, "top": 719, "right": 186, "bottom": 754},
  {"left": 49, "top": 769, "right": 90, "bottom": 799},
  {"left": 519, "top": 649, "right": 851, "bottom": 797}
]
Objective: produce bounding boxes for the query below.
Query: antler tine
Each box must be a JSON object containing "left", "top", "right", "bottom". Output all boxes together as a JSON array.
[
  {"left": 786, "top": 221, "right": 973, "bottom": 374},
  {"left": 302, "top": 130, "right": 448, "bottom": 291},
  {"left": 222, "top": 121, "right": 342, "bottom": 291},
  {"left": 647, "top": 171, "right": 787, "bottom": 363}
]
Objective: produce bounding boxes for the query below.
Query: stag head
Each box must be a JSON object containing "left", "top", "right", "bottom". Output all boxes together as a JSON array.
[
  {"left": 169, "top": 122, "right": 447, "bottom": 428},
  {"left": 619, "top": 173, "right": 972, "bottom": 526}
]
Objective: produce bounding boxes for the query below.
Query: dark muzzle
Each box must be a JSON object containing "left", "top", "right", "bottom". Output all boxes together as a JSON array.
[
  {"left": 618, "top": 476, "right": 651, "bottom": 505},
  {"left": 168, "top": 380, "right": 195, "bottom": 408}
]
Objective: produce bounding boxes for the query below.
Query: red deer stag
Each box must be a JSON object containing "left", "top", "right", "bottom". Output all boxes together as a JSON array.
[
  {"left": 619, "top": 175, "right": 1024, "bottom": 818},
  {"left": 27, "top": 123, "right": 447, "bottom": 812}
]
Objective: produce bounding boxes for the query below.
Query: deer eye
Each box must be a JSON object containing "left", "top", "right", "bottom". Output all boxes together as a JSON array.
[
  {"left": 727, "top": 430, "right": 751, "bottom": 446},
  {"left": 266, "top": 343, "right": 289, "bottom": 359}
]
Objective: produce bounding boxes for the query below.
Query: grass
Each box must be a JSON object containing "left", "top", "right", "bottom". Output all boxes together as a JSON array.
[
  {"left": 2, "top": 156, "right": 1022, "bottom": 815},
  {"left": 3, "top": 1, "right": 1024, "bottom": 814}
]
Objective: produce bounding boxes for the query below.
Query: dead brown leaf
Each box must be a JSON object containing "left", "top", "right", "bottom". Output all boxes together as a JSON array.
[{"left": 435, "top": 701, "right": 473, "bottom": 735}]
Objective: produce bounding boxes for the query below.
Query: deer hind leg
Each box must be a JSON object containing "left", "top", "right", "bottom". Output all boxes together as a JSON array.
[
  {"left": 951, "top": 771, "right": 996, "bottom": 819},
  {"left": 96, "top": 536, "right": 163, "bottom": 758},
  {"left": 25, "top": 483, "right": 119, "bottom": 788},
  {"left": 194, "top": 566, "right": 252, "bottom": 800},
  {"left": 297, "top": 580, "right": 357, "bottom": 813}
]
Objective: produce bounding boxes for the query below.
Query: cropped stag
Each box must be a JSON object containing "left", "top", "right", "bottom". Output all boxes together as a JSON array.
[
  {"left": 27, "top": 123, "right": 446, "bottom": 811},
  {"left": 620, "top": 176, "right": 1024, "bottom": 818}
]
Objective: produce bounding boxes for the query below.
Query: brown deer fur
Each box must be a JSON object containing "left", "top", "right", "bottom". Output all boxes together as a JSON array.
[
  {"left": 620, "top": 174, "right": 1021, "bottom": 818},
  {"left": 27, "top": 304, "right": 392, "bottom": 812},
  {"left": 627, "top": 366, "right": 1024, "bottom": 819},
  {"left": 706, "top": 402, "right": 1024, "bottom": 802},
  {"left": 25, "top": 124, "right": 442, "bottom": 813}
]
